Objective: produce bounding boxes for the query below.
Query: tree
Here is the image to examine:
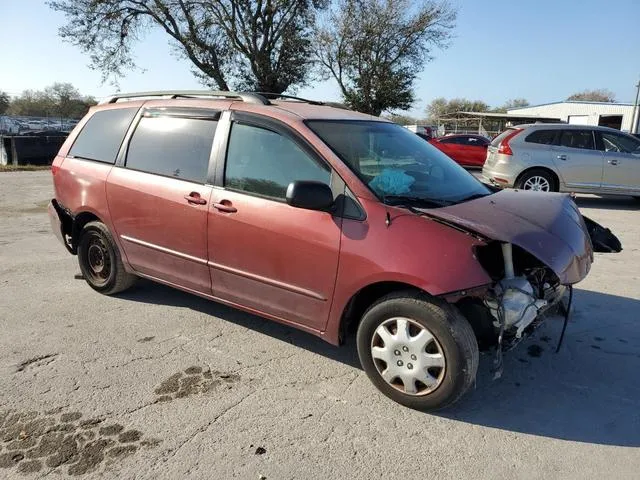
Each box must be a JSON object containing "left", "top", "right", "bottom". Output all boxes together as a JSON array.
[
  {"left": 493, "top": 98, "right": 529, "bottom": 113},
  {"left": 385, "top": 113, "right": 419, "bottom": 125},
  {"left": 0, "top": 91, "right": 9, "bottom": 115},
  {"left": 49, "top": 0, "right": 328, "bottom": 93},
  {"left": 426, "top": 97, "right": 488, "bottom": 121},
  {"left": 315, "top": 0, "right": 456, "bottom": 116},
  {"left": 7, "top": 83, "right": 96, "bottom": 118},
  {"left": 567, "top": 89, "right": 615, "bottom": 102}
]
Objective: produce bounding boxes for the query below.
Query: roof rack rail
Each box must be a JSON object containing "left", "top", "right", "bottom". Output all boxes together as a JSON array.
[
  {"left": 251, "top": 92, "right": 324, "bottom": 106},
  {"left": 99, "top": 90, "right": 270, "bottom": 105}
]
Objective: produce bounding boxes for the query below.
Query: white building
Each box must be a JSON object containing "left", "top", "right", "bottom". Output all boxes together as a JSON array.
[{"left": 507, "top": 101, "right": 639, "bottom": 133}]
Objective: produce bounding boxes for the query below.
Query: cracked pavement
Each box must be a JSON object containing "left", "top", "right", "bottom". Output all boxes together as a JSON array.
[{"left": 1, "top": 171, "right": 639, "bottom": 479}]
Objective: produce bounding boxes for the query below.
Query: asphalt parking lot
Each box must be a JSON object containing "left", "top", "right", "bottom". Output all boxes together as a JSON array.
[{"left": 1, "top": 170, "right": 639, "bottom": 479}]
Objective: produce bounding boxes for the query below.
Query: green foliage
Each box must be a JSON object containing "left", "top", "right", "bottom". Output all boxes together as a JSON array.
[
  {"left": 0, "top": 91, "right": 9, "bottom": 115},
  {"left": 6, "top": 83, "right": 96, "bottom": 118},
  {"left": 567, "top": 89, "right": 615, "bottom": 102},
  {"left": 49, "top": 0, "right": 328, "bottom": 93},
  {"left": 425, "top": 97, "right": 489, "bottom": 120},
  {"left": 493, "top": 98, "right": 530, "bottom": 113},
  {"left": 385, "top": 113, "right": 419, "bottom": 125},
  {"left": 315, "top": 0, "right": 456, "bottom": 116}
]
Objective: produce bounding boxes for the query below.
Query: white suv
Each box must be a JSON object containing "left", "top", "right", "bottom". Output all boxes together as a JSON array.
[{"left": 482, "top": 124, "right": 640, "bottom": 199}]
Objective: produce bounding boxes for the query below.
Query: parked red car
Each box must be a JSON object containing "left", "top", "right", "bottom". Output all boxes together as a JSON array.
[
  {"left": 49, "top": 91, "right": 619, "bottom": 410},
  {"left": 429, "top": 134, "right": 490, "bottom": 167}
]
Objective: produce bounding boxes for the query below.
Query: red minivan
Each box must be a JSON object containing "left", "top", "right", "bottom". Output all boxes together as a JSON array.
[{"left": 49, "top": 91, "right": 619, "bottom": 410}]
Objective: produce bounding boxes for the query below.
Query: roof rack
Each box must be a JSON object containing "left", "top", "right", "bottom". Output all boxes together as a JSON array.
[
  {"left": 252, "top": 92, "right": 324, "bottom": 106},
  {"left": 99, "top": 90, "right": 270, "bottom": 105}
]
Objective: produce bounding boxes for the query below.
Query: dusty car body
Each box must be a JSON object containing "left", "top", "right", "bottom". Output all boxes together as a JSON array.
[{"left": 48, "top": 91, "right": 620, "bottom": 410}]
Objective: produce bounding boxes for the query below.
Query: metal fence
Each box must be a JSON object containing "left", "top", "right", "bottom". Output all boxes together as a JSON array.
[
  {"left": 0, "top": 115, "right": 74, "bottom": 166},
  {"left": 0, "top": 115, "right": 79, "bottom": 136}
]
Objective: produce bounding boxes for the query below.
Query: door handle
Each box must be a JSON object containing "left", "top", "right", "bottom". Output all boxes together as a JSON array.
[
  {"left": 213, "top": 201, "right": 237, "bottom": 213},
  {"left": 608, "top": 159, "right": 619, "bottom": 166},
  {"left": 184, "top": 192, "right": 207, "bottom": 205},
  {"left": 557, "top": 154, "right": 567, "bottom": 161}
]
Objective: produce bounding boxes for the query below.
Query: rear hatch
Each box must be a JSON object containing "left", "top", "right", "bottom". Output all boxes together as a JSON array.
[{"left": 485, "top": 128, "right": 520, "bottom": 168}]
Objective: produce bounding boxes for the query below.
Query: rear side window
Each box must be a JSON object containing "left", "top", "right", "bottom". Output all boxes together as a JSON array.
[
  {"left": 225, "top": 123, "right": 330, "bottom": 200},
  {"left": 525, "top": 130, "right": 558, "bottom": 145},
  {"left": 69, "top": 108, "right": 137, "bottom": 163},
  {"left": 558, "top": 130, "right": 595, "bottom": 150},
  {"left": 599, "top": 131, "right": 640, "bottom": 153},
  {"left": 125, "top": 116, "right": 217, "bottom": 183},
  {"left": 464, "top": 136, "right": 488, "bottom": 146},
  {"left": 439, "top": 136, "right": 462, "bottom": 144},
  {"left": 491, "top": 129, "right": 516, "bottom": 147}
]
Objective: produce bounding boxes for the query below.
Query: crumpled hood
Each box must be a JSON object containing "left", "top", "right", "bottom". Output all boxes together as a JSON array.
[{"left": 423, "top": 190, "right": 594, "bottom": 285}]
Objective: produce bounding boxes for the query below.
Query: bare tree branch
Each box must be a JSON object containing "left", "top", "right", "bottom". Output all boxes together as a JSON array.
[
  {"left": 48, "top": 0, "right": 327, "bottom": 93},
  {"left": 314, "top": 0, "right": 456, "bottom": 115}
]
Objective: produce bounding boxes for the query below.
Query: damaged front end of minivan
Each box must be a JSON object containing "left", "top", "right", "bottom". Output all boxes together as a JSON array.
[{"left": 429, "top": 189, "right": 621, "bottom": 373}]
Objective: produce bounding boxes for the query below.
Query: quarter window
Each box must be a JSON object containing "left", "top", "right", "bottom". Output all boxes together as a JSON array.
[
  {"left": 558, "top": 130, "right": 595, "bottom": 150},
  {"left": 125, "top": 116, "right": 217, "bottom": 183},
  {"left": 69, "top": 108, "right": 138, "bottom": 163},
  {"left": 225, "top": 123, "right": 331, "bottom": 200},
  {"left": 525, "top": 130, "right": 557, "bottom": 145}
]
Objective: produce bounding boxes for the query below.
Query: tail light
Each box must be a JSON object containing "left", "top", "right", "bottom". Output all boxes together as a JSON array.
[
  {"left": 498, "top": 129, "right": 522, "bottom": 156},
  {"left": 51, "top": 156, "right": 64, "bottom": 176}
]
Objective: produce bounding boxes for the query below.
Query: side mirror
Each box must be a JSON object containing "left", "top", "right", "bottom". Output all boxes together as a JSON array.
[{"left": 286, "top": 181, "right": 334, "bottom": 212}]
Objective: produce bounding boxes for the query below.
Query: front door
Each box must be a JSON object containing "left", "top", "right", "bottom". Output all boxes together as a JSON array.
[
  {"left": 106, "top": 111, "right": 218, "bottom": 294},
  {"left": 597, "top": 130, "right": 640, "bottom": 194},
  {"left": 208, "top": 117, "right": 341, "bottom": 331},
  {"left": 551, "top": 129, "right": 604, "bottom": 191}
]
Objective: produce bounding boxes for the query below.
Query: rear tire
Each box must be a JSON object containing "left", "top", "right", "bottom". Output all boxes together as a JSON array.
[
  {"left": 77, "top": 221, "right": 136, "bottom": 295},
  {"left": 356, "top": 291, "right": 478, "bottom": 411},
  {"left": 516, "top": 168, "right": 557, "bottom": 192}
]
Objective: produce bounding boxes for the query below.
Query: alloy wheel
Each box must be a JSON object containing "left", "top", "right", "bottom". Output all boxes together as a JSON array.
[{"left": 522, "top": 175, "right": 551, "bottom": 192}]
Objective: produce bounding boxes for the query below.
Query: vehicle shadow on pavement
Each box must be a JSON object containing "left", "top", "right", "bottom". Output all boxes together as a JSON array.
[
  {"left": 119, "top": 283, "right": 639, "bottom": 447},
  {"left": 443, "top": 288, "right": 640, "bottom": 447},
  {"left": 574, "top": 195, "right": 640, "bottom": 211},
  {"left": 118, "top": 280, "right": 362, "bottom": 369}
]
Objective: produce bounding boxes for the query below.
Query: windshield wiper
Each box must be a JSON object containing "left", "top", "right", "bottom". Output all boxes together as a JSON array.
[{"left": 383, "top": 195, "right": 453, "bottom": 209}]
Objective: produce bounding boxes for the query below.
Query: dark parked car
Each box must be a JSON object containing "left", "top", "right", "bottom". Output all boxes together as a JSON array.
[
  {"left": 49, "top": 91, "right": 620, "bottom": 410},
  {"left": 429, "top": 134, "right": 490, "bottom": 167}
]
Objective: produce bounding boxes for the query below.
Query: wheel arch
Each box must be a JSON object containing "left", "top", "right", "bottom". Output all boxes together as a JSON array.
[
  {"left": 71, "top": 211, "right": 104, "bottom": 254},
  {"left": 337, "top": 281, "right": 428, "bottom": 344},
  {"left": 515, "top": 166, "right": 561, "bottom": 191}
]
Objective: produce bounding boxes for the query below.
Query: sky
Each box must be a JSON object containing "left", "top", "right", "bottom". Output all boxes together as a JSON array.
[{"left": 1, "top": 0, "right": 639, "bottom": 117}]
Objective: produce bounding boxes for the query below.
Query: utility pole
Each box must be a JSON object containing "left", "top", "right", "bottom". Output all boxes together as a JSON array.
[{"left": 631, "top": 79, "right": 640, "bottom": 134}]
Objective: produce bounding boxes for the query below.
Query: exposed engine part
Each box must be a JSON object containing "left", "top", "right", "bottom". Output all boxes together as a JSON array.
[
  {"left": 486, "top": 277, "right": 548, "bottom": 338},
  {"left": 501, "top": 242, "right": 515, "bottom": 278},
  {"left": 486, "top": 243, "right": 548, "bottom": 339}
]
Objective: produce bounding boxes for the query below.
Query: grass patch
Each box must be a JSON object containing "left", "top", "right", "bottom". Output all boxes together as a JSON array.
[{"left": 0, "top": 164, "right": 51, "bottom": 172}]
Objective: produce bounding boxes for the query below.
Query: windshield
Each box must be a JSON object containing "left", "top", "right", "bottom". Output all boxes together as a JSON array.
[{"left": 307, "top": 120, "right": 490, "bottom": 206}]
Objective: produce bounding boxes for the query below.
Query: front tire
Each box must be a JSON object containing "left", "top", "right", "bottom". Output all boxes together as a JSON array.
[
  {"left": 77, "top": 221, "right": 136, "bottom": 295},
  {"left": 356, "top": 291, "right": 478, "bottom": 411}
]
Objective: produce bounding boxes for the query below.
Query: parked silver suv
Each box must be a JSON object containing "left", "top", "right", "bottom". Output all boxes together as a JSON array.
[{"left": 483, "top": 124, "right": 640, "bottom": 198}]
